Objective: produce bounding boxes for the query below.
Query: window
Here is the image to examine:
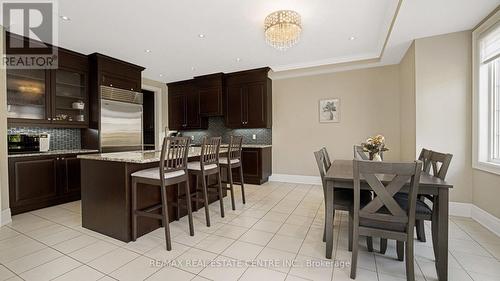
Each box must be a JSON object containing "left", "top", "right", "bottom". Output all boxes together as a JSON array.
[
  {"left": 492, "top": 57, "right": 500, "bottom": 163},
  {"left": 473, "top": 15, "right": 500, "bottom": 175}
]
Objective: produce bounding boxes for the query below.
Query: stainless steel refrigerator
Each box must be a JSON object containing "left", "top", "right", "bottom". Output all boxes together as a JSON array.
[{"left": 100, "top": 86, "right": 143, "bottom": 153}]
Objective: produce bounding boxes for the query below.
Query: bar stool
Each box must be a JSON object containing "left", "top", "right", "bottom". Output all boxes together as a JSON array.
[
  {"left": 186, "top": 137, "right": 224, "bottom": 227},
  {"left": 131, "top": 136, "right": 192, "bottom": 251},
  {"left": 220, "top": 136, "right": 245, "bottom": 210}
]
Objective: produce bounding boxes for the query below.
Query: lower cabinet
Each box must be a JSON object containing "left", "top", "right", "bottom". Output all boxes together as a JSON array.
[
  {"left": 8, "top": 154, "right": 83, "bottom": 215},
  {"left": 232, "top": 147, "right": 272, "bottom": 185}
]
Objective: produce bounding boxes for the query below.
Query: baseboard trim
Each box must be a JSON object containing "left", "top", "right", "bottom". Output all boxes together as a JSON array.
[
  {"left": 270, "top": 175, "right": 500, "bottom": 237},
  {"left": 471, "top": 205, "right": 500, "bottom": 237},
  {"left": 1, "top": 208, "right": 11, "bottom": 226},
  {"left": 449, "top": 202, "right": 472, "bottom": 218},
  {"left": 269, "top": 174, "right": 321, "bottom": 185}
]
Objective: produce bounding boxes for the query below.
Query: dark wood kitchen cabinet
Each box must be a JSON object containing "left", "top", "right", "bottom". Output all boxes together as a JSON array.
[
  {"left": 195, "top": 73, "right": 224, "bottom": 116},
  {"left": 6, "top": 32, "right": 90, "bottom": 128},
  {"left": 167, "top": 80, "right": 208, "bottom": 130},
  {"left": 232, "top": 147, "right": 272, "bottom": 184},
  {"left": 8, "top": 153, "right": 85, "bottom": 215},
  {"left": 224, "top": 67, "right": 272, "bottom": 129}
]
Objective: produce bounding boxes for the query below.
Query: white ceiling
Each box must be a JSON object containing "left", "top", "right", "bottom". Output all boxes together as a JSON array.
[{"left": 54, "top": 0, "right": 498, "bottom": 82}]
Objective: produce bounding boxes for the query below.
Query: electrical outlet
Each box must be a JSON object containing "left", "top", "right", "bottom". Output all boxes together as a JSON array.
[{"left": 252, "top": 134, "right": 256, "bottom": 140}]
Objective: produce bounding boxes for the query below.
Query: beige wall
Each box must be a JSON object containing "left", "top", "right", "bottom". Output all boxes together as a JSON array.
[
  {"left": 272, "top": 65, "right": 401, "bottom": 176},
  {"left": 0, "top": 29, "right": 8, "bottom": 213},
  {"left": 414, "top": 31, "right": 473, "bottom": 203},
  {"left": 473, "top": 170, "right": 500, "bottom": 218},
  {"left": 399, "top": 42, "right": 416, "bottom": 161}
]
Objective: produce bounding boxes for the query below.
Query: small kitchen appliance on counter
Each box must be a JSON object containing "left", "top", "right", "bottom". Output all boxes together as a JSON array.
[
  {"left": 8, "top": 134, "right": 40, "bottom": 154},
  {"left": 39, "top": 133, "right": 50, "bottom": 152}
]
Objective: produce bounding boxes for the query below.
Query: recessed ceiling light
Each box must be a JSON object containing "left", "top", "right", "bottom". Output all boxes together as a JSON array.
[
  {"left": 198, "top": 34, "right": 205, "bottom": 38},
  {"left": 144, "top": 49, "right": 151, "bottom": 53},
  {"left": 60, "top": 16, "right": 70, "bottom": 21},
  {"left": 191, "top": 67, "right": 196, "bottom": 71},
  {"left": 236, "top": 58, "right": 241, "bottom": 62},
  {"left": 159, "top": 74, "right": 163, "bottom": 77},
  {"left": 349, "top": 36, "right": 356, "bottom": 41}
]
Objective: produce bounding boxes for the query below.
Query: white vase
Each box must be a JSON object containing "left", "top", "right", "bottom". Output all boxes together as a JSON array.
[{"left": 372, "top": 153, "right": 382, "bottom": 162}]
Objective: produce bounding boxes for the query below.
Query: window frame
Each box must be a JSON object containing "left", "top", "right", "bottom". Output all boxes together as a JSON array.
[{"left": 473, "top": 10, "right": 500, "bottom": 175}]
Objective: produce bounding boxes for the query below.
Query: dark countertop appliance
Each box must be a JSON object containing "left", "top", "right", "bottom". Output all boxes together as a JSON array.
[{"left": 8, "top": 134, "right": 40, "bottom": 154}]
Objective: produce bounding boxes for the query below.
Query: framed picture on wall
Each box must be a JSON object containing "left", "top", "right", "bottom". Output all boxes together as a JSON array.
[{"left": 319, "top": 98, "right": 340, "bottom": 123}]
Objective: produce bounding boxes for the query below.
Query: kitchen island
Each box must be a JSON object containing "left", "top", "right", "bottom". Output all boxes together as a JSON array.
[{"left": 78, "top": 148, "right": 227, "bottom": 242}]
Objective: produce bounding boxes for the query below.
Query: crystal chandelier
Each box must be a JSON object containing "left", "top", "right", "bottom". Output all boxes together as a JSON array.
[{"left": 264, "top": 10, "right": 302, "bottom": 51}]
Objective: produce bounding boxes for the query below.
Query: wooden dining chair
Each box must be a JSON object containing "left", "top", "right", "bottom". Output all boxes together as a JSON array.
[
  {"left": 414, "top": 149, "right": 453, "bottom": 242},
  {"left": 314, "top": 150, "right": 373, "bottom": 251},
  {"left": 131, "top": 136, "right": 192, "bottom": 251},
  {"left": 187, "top": 136, "right": 224, "bottom": 227},
  {"left": 351, "top": 159, "right": 422, "bottom": 280},
  {"left": 220, "top": 136, "right": 245, "bottom": 210}
]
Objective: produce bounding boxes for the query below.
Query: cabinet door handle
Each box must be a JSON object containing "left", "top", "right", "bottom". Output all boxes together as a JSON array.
[
  {"left": 47, "top": 117, "right": 51, "bottom": 121},
  {"left": 61, "top": 157, "right": 65, "bottom": 160}
]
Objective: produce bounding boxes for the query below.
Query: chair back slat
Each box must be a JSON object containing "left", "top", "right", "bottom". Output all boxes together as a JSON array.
[
  {"left": 353, "top": 160, "right": 422, "bottom": 226},
  {"left": 159, "top": 136, "right": 190, "bottom": 183},
  {"left": 228, "top": 136, "right": 243, "bottom": 160},
  {"left": 418, "top": 149, "right": 452, "bottom": 180},
  {"left": 201, "top": 136, "right": 221, "bottom": 167},
  {"left": 320, "top": 147, "right": 332, "bottom": 170},
  {"left": 314, "top": 150, "right": 328, "bottom": 202},
  {"left": 353, "top": 145, "right": 369, "bottom": 160}
]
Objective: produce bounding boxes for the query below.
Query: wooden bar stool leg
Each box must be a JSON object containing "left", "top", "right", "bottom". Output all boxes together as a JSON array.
[
  {"left": 176, "top": 183, "right": 180, "bottom": 221},
  {"left": 160, "top": 185, "right": 172, "bottom": 251},
  {"left": 194, "top": 175, "right": 199, "bottom": 211},
  {"left": 184, "top": 179, "right": 194, "bottom": 236},
  {"left": 201, "top": 172, "right": 211, "bottom": 227},
  {"left": 228, "top": 166, "right": 236, "bottom": 210},
  {"left": 348, "top": 211, "right": 353, "bottom": 251},
  {"left": 217, "top": 170, "right": 225, "bottom": 218},
  {"left": 239, "top": 165, "right": 246, "bottom": 204},
  {"left": 131, "top": 178, "right": 138, "bottom": 242}
]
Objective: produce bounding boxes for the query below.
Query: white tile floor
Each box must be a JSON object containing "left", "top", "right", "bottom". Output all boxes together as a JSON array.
[{"left": 1, "top": 182, "right": 500, "bottom": 281}]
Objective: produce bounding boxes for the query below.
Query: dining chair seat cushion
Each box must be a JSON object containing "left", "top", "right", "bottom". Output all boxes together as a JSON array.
[
  {"left": 393, "top": 193, "right": 432, "bottom": 216},
  {"left": 219, "top": 158, "right": 240, "bottom": 165},
  {"left": 334, "top": 190, "right": 372, "bottom": 209},
  {"left": 132, "top": 168, "right": 185, "bottom": 180},
  {"left": 187, "top": 162, "right": 218, "bottom": 171}
]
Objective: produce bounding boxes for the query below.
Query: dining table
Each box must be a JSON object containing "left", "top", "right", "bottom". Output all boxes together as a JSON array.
[{"left": 324, "top": 160, "right": 453, "bottom": 281}]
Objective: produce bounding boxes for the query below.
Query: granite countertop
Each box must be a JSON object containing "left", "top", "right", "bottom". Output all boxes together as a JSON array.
[
  {"left": 195, "top": 144, "right": 272, "bottom": 148},
  {"left": 78, "top": 147, "right": 229, "bottom": 164},
  {"left": 8, "top": 149, "right": 99, "bottom": 158},
  {"left": 78, "top": 144, "right": 272, "bottom": 164}
]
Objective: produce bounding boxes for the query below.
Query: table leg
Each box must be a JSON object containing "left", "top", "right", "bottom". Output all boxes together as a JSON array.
[
  {"left": 325, "top": 180, "right": 334, "bottom": 259},
  {"left": 436, "top": 188, "right": 449, "bottom": 281}
]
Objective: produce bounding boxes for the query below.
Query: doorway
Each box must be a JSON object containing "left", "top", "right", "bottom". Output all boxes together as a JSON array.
[{"left": 142, "top": 89, "right": 155, "bottom": 150}]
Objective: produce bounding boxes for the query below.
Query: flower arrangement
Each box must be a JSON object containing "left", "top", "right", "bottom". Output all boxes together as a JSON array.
[{"left": 362, "top": 135, "right": 389, "bottom": 161}]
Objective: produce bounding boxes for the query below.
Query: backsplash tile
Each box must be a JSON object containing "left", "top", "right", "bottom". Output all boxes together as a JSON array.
[
  {"left": 8, "top": 127, "right": 81, "bottom": 150},
  {"left": 180, "top": 117, "right": 272, "bottom": 145}
]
